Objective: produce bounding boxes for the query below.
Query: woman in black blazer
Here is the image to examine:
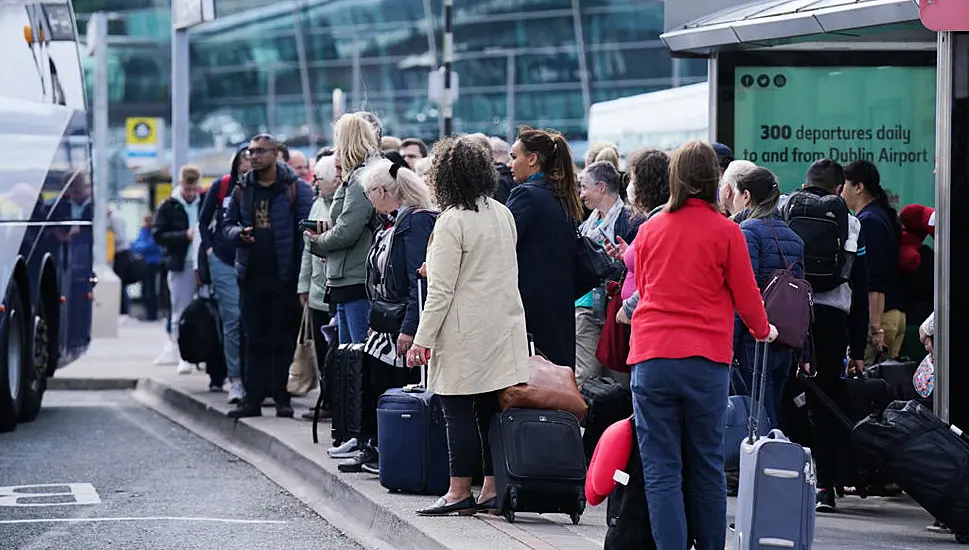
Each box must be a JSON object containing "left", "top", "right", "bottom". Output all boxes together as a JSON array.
[{"left": 505, "top": 126, "right": 585, "bottom": 368}]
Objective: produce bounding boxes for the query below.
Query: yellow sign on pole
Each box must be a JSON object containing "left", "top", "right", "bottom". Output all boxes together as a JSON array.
[
  {"left": 126, "top": 117, "right": 158, "bottom": 146},
  {"left": 125, "top": 117, "right": 165, "bottom": 169}
]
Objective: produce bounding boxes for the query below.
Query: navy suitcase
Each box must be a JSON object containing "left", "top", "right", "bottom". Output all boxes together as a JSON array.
[{"left": 376, "top": 365, "right": 450, "bottom": 496}]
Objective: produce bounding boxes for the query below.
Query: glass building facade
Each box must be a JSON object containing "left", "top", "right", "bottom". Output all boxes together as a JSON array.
[{"left": 74, "top": 0, "right": 706, "bottom": 149}]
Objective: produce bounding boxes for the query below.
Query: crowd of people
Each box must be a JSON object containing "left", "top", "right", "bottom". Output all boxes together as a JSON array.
[{"left": 131, "top": 109, "right": 939, "bottom": 547}]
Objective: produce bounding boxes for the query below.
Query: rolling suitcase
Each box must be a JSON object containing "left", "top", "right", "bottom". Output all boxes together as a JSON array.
[
  {"left": 376, "top": 365, "right": 449, "bottom": 495},
  {"left": 321, "top": 343, "right": 364, "bottom": 446},
  {"left": 864, "top": 358, "right": 919, "bottom": 401},
  {"left": 375, "top": 281, "right": 449, "bottom": 495},
  {"left": 725, "top": 364, "right": 771, "bottom": 471},
  {"left": 490, "top": 408, "right": 587, "bottom": 524},
  {"left": 854, "top": 400, "right": 969, "bottom": 544},
  {"left": 798, "top": 372, "right": 893, "bottom": 494},
  {"left": 734, "top": 342, "right": 816, "bottom": 550}
]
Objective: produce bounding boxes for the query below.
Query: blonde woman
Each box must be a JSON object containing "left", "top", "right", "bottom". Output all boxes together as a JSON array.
[
  {"left": 407, "top": 136, "right": 528, "bottom": 516},
  {"left": 306, "top": 113, "right": 379, "bottom": 346},
  {"left": 298, "top": 153, "right": 341, "bottom": 420},
  {"left": 339, "top": 158, "right": 437, "bottom": 474}
]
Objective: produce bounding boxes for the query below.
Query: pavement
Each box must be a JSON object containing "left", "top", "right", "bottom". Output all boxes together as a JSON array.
[
  {"left": 0, "top": 390, "right": 360, "bottom": 550},
  {"left": 41, "top": 321, "right": 969, "bottom": 550}
]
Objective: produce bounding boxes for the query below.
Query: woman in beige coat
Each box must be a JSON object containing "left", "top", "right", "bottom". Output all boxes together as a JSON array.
[{"left": 406, "top": 135, "right": 529, "bottom": 517}]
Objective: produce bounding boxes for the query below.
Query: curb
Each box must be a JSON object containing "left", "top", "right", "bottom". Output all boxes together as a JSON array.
[
  {"left": 48, "top": 378, "right": 140, "bottom": 391},
  {"left": 132, "top": 377, "right": 453, "bottom": 550}
]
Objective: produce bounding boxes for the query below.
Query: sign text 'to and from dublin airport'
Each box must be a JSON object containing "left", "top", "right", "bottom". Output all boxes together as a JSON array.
[{"left": 733, "top": 66, "right": 936, "bottom": 209}]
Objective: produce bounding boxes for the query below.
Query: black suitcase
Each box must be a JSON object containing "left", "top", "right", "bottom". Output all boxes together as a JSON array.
[
  {"left": 580, "top": 377, "right": 633, "bottom": 461},
  {"left": 798, "top": 373, "right": 893, "bottom": 494},
  {"left": 865, "top": 359, "right": 919, "bottom": 401},
  {"left": 490, "top": 408, "right": 587, "bottom": 524},
  {"left": 317, "top": 343, "right": 364, "bottom": 446},
  {"left": 854, "top": 400, "right": 969, "bottom": 544}
]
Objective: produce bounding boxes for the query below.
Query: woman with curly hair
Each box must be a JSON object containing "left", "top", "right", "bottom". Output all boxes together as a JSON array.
[
  {"left": 606, "top": 148, "right": 671, "bottom": 325},
  {"left": 506, "top": 126, "right": 584, "bottom": 368},
  {"left": 407, "top": 135, "right": 529, "bottom": 517}
]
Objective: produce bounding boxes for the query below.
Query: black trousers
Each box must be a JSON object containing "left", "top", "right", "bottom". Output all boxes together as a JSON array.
[
  {"left": 439, "top": 392, "right": 501, "bottom": 478},
  {"left": 207, "top": 350, "right": 227, "bottom": 388},
  {"left": 240, "top": 280, "right": 301, "bottom": 406},
  {"left": 310, "top": 308, "right": 332, "bottom": 409},
  {"left": 807, "top": 304, "right": 852, "bottom": 489},
  {"left": 360, "top": 355, "right": 420, "bottom": 446}
]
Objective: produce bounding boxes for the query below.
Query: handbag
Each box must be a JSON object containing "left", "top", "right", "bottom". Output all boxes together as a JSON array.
[
  {"left": 760, "top": 220, "right": 813, "bottom": 351},
  {"left": 574, "top": 229, "right": 613, "bottom": 300},
  {"left": 595, "top": 281, "right": 631, "bottom": 373},
  {"left": 369, "top": 298, "right": 407, "bottom": 335},
  {"left": 287, "top": 305, "right": 319, "bottom": 396},
  {"left": 499, "top": 354, "right": 588, "bottom": 423}
]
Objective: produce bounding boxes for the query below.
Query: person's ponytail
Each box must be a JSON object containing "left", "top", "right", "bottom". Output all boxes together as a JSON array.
[{"left": 548, "top": 133, "right": 584, "bottom": 222}]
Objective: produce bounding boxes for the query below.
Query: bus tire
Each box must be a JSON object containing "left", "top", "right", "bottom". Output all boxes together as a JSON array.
[
  {"left": 0, "top": 282, "right": 27, "bottom": 432},
  {"left": 19, "top": 291, "right": 49, "bottom": 423}
]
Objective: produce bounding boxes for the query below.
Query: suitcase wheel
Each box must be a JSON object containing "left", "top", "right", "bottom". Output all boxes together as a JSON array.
[
  {"left": 570, "top": 512, "right": 581, "bottom": 525},
  {"left": 509, "top": 487, "right": 519, "bottom": 510},
  {"left": 504, "top": 509, "right": 516, "bottom": 523}
]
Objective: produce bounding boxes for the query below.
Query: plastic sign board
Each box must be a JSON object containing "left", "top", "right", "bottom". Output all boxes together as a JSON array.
[
  {"left": 733, "top": 66, "right": 936, "bottom": 209},
  {"left": 428, "top": 68, "right": 460, "bottom": 104},
  {"left": 920, "top": 0, "right": 969, "bottom": 31},
  {"left": 173, "top": 0, "right": 215, "bottom": 30},
  {"left": 125, "top": 117, "right": 165, "bottom": 170}
]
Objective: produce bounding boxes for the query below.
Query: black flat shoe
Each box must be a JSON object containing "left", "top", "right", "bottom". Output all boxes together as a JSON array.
[
  {"left": 416, "top": 497, "right": 476, "bottom": 517},
  {"left": 228, "top": 405, "right": 261, "bottom": 419},
  {"left": 475, "top": 497, "right": 499, "bottom": 515}
]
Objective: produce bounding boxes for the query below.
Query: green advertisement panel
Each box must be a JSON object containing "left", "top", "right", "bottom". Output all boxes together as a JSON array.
[{"left": 733, "top": 66, "right": 936, "bottom": 208}]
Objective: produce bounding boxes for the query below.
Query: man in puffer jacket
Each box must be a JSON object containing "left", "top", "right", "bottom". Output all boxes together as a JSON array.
[{"left": 223, "top": 135, "right": 314, "bottom": 419}]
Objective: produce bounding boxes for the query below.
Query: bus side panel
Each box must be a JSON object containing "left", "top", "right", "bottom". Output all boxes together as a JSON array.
[{"left": 0, "top": 2, "right": 93, "bottom": 368}]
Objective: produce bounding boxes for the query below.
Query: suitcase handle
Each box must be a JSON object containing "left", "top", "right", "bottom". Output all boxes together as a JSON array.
[
  {"left": 746, "top": 341, "right": 770, "bottom": 444},
  {"left": 404, "top": 278, "right": 428, "bottom": 392}
]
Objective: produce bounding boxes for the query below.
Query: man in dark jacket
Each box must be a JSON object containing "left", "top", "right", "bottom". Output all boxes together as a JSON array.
[
  {"left": 153, "top": 166, "right": 202, "bottom": 374},
  {"left": 199, "top": 144, "right": 250, "bottom": 404},
  {"left": 488, "top": 136, "right": 516, "bottom": 204},
  {"left": 223, "top": 134, "right": 315, "bottom": 419}
]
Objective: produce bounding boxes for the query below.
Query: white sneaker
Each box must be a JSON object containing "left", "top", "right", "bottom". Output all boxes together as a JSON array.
[
  {"left": 154, "top": 340, "right": 178, "bottom": 365},
  {"left": 227, "top": 381, "right": 245, "bottom": 404},
  {"left": 176, "top": 360, "right": 194, "bottom": 375},
  {"left": 327, "top": 438, "right": 361, "bottom": 459}
]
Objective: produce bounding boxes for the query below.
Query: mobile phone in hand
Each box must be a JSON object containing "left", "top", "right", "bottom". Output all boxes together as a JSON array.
[{"left": 299, "top": 219, "right": 320, "bottom": 232}]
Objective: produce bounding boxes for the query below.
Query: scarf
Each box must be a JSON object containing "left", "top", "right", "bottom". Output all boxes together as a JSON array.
[{"left": 580, "top": 197, "right": 625, "bottom": 245}]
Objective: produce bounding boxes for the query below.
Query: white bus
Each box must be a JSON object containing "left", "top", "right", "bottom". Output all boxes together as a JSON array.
[{"left": 588, "top": 82, "right": 709, "bottom": 154}]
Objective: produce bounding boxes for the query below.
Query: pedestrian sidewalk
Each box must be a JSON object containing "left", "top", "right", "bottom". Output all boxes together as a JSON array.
[{"left": 56, "top": 323, "right": 961, "bottom": 550}]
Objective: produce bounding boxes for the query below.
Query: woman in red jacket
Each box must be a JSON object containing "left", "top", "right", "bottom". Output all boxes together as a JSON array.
[{"left": 628, "top": 141, "right": 776, "bottom": 550}]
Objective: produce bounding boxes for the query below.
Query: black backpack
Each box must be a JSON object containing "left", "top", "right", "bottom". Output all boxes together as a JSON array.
[
  {"left": 177, "top": 293, "right": 223, "bottom": 364},
  {"left": 781, "top": 191, "right": 850, "bottom": 292}
]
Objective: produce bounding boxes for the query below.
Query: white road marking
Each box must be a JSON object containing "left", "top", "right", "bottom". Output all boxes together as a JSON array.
[
  {"left": 0, "top": 517, "right": 288, "bottom": 525},
  {"left": 0, "top": 484, "right": 101, "bottom": 506}
]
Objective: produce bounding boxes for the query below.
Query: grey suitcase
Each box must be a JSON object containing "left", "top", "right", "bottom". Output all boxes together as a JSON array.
[{"left": 733, "top": 341, "right": 816, "bottom": 550}]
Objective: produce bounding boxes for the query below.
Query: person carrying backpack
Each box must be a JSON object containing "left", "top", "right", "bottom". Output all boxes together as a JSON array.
[
  {"left": 730, "top": 167, "right": 805, "bottom": 429},
  {"left": 222, "top": 134, "right": 315, "bottom": 419},
  {"left": 780, "top": 159, "right": 869, "bottom": 513},
  {"left": 198, "top": 144, "right": 250, "bottom": 404}
]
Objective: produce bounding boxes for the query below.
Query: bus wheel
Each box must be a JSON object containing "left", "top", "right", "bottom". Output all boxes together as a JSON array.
[
  {"left": 19, "top": 292, "right": 49, "bottom": 423},
  {"left": 0, "top": 282, "right": 27, "bottom": 432}
]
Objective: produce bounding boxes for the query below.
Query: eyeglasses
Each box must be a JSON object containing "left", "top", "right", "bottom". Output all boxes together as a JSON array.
[
  {"left": 364, "top": 186, "right": 385, "bottom": 198},
  {"left": 247, "top": 147, "right": 273, "bottom": 157}
]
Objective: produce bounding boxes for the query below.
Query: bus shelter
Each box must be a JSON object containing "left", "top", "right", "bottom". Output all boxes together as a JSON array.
[{"left": 660, "top": 0, "right": 967, "bottom": 429}]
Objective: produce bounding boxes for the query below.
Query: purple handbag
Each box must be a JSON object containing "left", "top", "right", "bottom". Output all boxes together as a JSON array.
[{"left": 760, "top": 220, "right": 813, "bottom": 351}]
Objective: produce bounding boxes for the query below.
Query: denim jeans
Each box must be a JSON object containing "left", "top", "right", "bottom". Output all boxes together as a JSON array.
[
  {"left": 337, "top": 298, "right": 370, "bottom": 344},
  {"left": 632, "top": 357, "right": 729, "bottom": 550},
  {"left": 736, "top": 334, "right": 793, "bottom": 431},
  {"left": 142, "top": 264, "right": 160, "bottom": 321},
  {"left": 208, "top": 252, "right": 242, "bottom": 380}
]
